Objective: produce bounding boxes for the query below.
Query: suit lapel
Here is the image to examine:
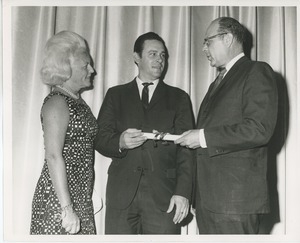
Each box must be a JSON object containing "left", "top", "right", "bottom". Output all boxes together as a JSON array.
[
  {"left": 204, "top": 56, "right": 249, "bottom": 102},
  {"left": 197, "top": 56, "right": 249, "bottom": 127},
  {"left": 147, "top": 80, "right": 166, "bottom": 110},
  {"left": 125, "top": 79, "right": 166, "bottom": 112},
  {"left": 209, "top": 56, "right": 249, "bottom": 98},
  {"left": 125, "top": 79, "right": 144, "bottom": 113}
]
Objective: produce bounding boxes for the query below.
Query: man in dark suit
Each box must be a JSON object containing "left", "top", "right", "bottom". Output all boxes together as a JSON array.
[
  {"left": 175, "top": 17, "right": 278, "bottom": 234},
  {"left": 95, "top": 32, "right": 194, "bottom": 234}
]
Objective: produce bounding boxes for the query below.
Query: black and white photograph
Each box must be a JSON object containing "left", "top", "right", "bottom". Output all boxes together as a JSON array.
[{"left": 1, "top": 0, "right": 300, "bottom": 242}]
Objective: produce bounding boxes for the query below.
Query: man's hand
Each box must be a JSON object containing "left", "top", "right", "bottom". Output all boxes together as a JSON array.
[
  {"left": 119, "top": 128, "right": 147, "bottom": 150},
  {"left": 167, "top": 195, "right": 189, "bottom": 224},
  {"left": 174, "top": 130, "right": 201, "bottom": 149}
]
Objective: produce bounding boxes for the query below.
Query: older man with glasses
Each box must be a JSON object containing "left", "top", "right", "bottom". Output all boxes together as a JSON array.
[{"left": 175, "top": 17, "right": 278, "bottom": 234}]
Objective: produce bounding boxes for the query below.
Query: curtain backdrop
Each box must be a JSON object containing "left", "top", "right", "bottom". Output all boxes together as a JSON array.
[{"left": 5, "top": 4, "right": 298, "bottom": 238}]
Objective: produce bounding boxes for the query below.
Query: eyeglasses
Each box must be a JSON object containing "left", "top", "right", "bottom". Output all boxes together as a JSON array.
[{"left": 203, "top": 32, "right": 228, "bottom": 47}]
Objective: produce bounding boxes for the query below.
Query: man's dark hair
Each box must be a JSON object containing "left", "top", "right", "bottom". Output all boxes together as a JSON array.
[
  {"left": 134, "top": 32, "right": 168, "bottom": 57},
  {"left": 217, "top": 17, "right": 246, "bottom": 44}
]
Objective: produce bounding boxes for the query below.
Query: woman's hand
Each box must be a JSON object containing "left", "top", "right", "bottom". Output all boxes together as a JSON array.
[{"left": 61, "top": 206, "right": 81, "bottom": 234}]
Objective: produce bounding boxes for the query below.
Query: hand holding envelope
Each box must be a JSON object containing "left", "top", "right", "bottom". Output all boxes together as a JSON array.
[
  {"left": 174, "top": 130, "right": 201, "bottom": 149},
  {"left": 119, "top": 128, "right": 147, "bottom": 150},
  {"left": 119, "top": 128, "right": 197, "bottom": 150},
  {"left": 143, "top": 130, "right": 200, "bottom": 149}
]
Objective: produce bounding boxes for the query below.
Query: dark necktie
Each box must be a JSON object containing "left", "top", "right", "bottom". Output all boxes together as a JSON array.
[
  {"left": 210, "top": 68, "right": 227, "bottom": 97},
  {"left": 142, "top": 82, "right": 154, "bottom": 109}
]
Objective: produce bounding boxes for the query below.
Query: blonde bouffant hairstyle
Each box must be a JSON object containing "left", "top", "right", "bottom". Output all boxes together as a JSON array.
[{"left": 40, "top": 31, "right": 87, "bottom": 86}]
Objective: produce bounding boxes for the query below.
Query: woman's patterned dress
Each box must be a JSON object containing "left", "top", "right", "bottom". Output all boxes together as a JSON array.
[{"left": 30, "top": 91, "right": 99, "bottom": 234}]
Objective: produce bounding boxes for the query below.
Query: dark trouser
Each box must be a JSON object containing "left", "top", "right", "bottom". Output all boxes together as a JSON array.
[
  {"left": 105, "top": 174, "right": 181, "bottom": 234},
  {"left": 196, "top": 191, "right": 260, "bottom": 234}
]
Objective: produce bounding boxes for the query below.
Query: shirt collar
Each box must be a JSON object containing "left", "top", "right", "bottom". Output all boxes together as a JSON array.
[
  {"left": 136, "top": 76, "right": 159, "bottom": 86},
  {"left": 224, "top": 52, "right": 245, "bottom": 76},
  {"left": 135, "top": 76, "right": 159, "bottom": 100}
]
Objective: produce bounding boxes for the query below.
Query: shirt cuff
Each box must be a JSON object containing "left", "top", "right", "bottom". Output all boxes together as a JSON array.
[{"left": 199, "top": 129, "right": 207, "bottom": 148}]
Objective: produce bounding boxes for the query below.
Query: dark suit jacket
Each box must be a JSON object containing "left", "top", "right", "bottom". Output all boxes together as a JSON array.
[
  {"left": 95, "top": 79, "right": 195, "bottom": 211},
  {"left": 197, "top": 56, "right": 278, "bottom": 214}
]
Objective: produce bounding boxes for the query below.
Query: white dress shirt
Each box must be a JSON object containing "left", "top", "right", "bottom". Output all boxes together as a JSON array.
[{"left": 136, "top": 76, "right": 159, "bottom": 103}]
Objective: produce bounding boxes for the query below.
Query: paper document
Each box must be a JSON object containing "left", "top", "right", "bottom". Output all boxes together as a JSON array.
[{"left": 143, "top": 132, "right": 181, "bottom": 141}]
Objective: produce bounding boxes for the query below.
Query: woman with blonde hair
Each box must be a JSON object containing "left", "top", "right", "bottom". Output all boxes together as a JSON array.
[{"left": 30, "top": 31, "right": 98, "bottom": 235}]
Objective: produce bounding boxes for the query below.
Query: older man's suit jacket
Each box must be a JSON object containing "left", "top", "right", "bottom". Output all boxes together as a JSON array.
[
  {"left": 197, "top": 56, "right": 278, "bottom": 214},
  {"left": 95, "top": 79, "right": 195, "bottom": 211}
]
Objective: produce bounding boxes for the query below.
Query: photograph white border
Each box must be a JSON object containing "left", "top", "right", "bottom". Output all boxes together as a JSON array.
[{"left": 2, "top": 0, "right": 300, "bottom": 242}]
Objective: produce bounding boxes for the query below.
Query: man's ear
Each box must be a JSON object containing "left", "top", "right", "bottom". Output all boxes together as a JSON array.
[
  {"left": 133, "top": 52, "right": 141, "bottom": 65},
  {"left": 224, "top": 33, "right": 234, "bottom": 47}
]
